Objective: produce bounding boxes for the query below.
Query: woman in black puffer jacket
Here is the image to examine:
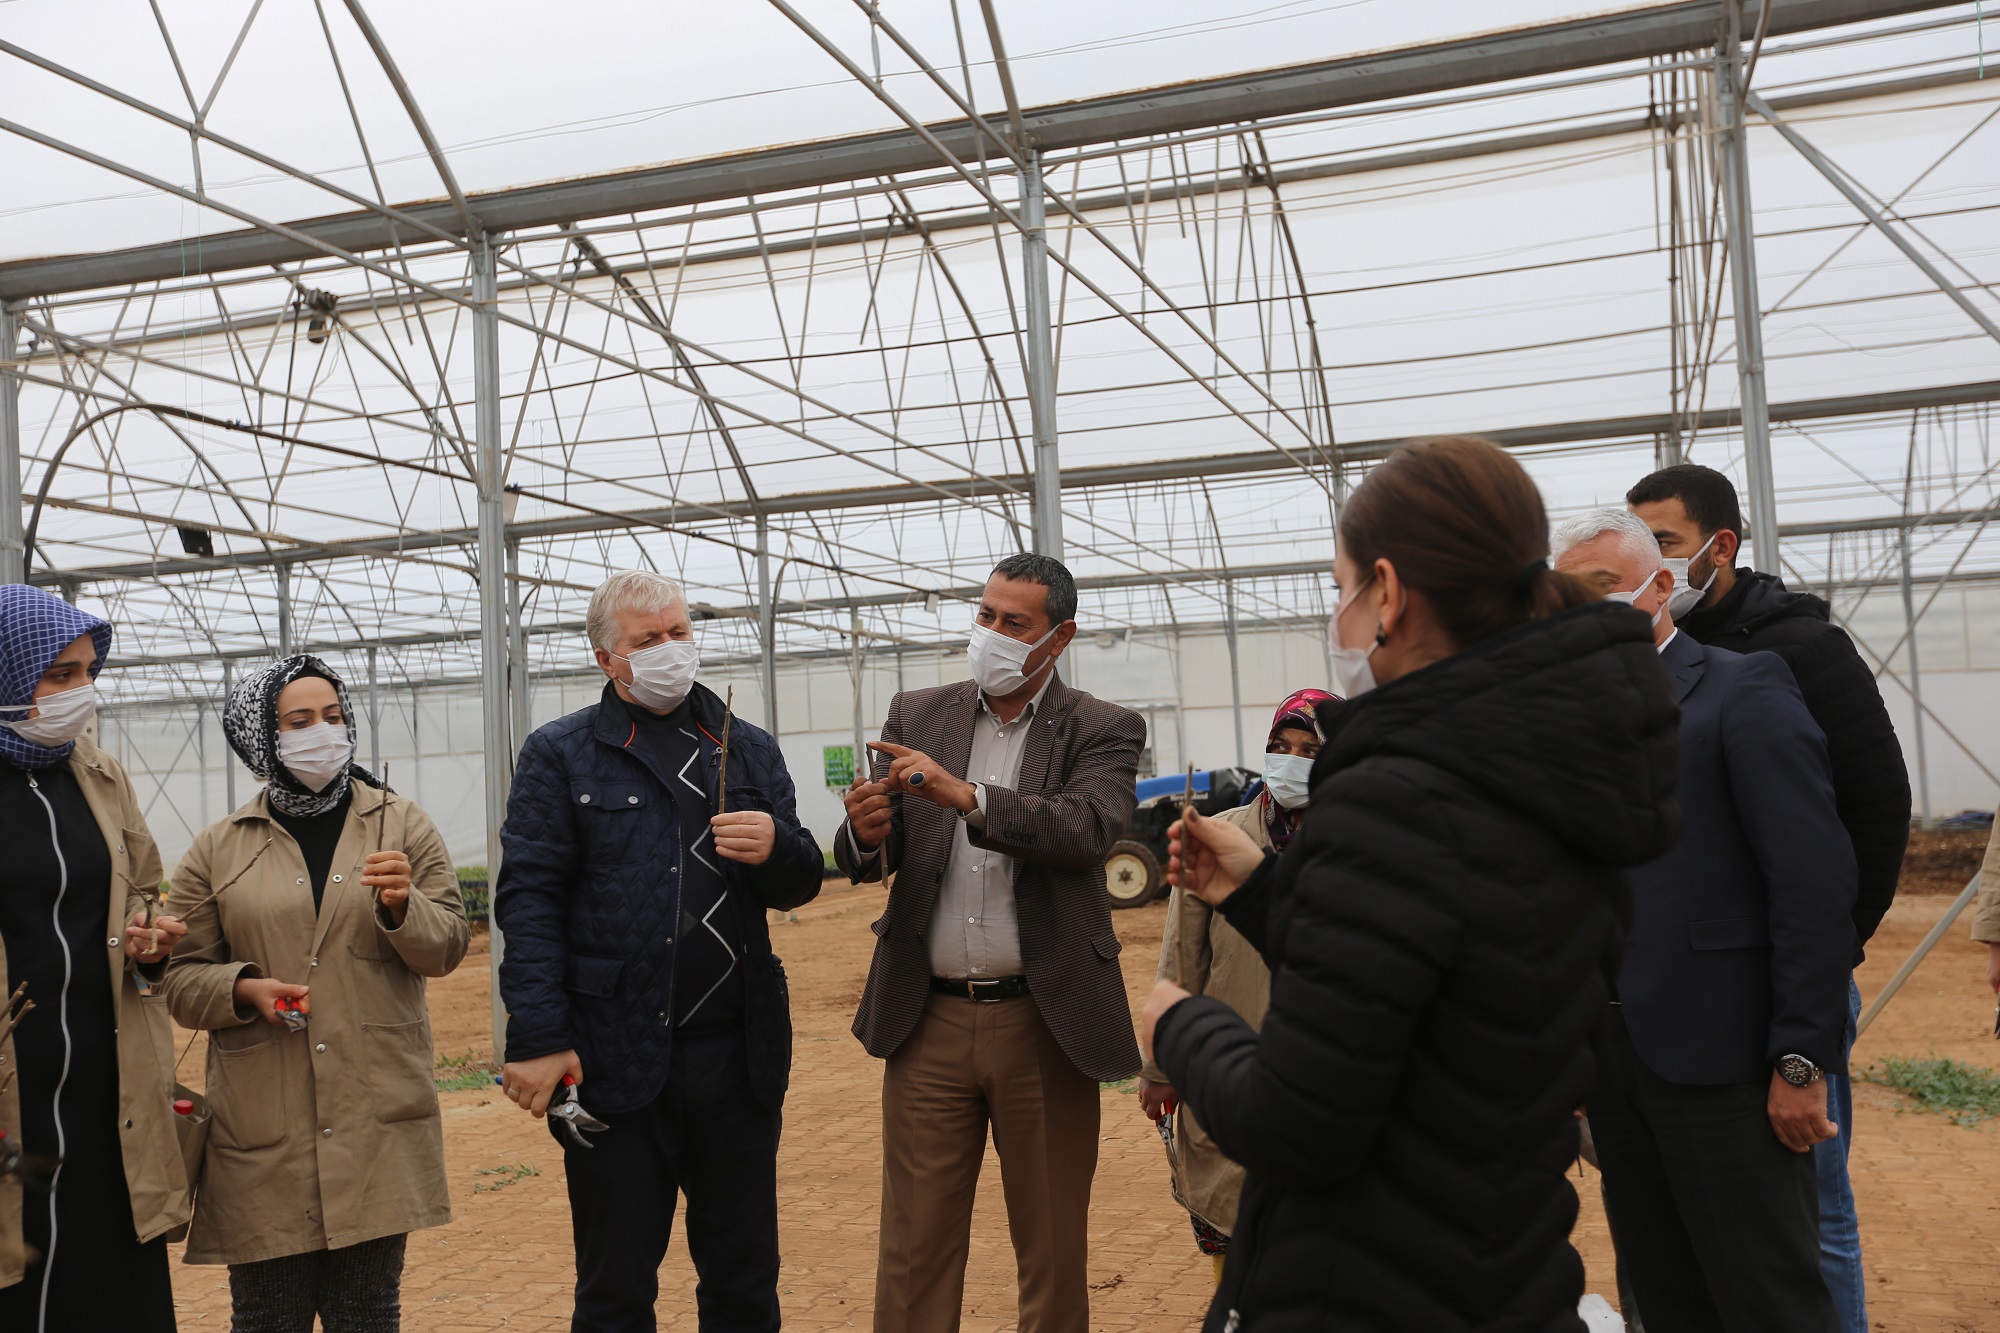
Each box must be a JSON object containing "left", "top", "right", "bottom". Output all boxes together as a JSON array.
[{"left": 1147, "top": 436, "right": 1680, "bottom": 1332}]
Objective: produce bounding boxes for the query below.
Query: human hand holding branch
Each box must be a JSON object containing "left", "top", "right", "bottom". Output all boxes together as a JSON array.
[{"left": 1168, "top": 805, "right": 1265, "bottom": 908}]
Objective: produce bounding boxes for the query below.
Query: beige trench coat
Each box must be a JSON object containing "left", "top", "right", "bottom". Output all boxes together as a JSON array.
[
  {"left": 1965, "top": 803, "right": 2000, "bottom": 944},
  {"left": 162, "top": 781, "right": 468, "bottom": 1265},
  {"left": 1141, "top": 798, "right": 1276, "bottom": 1234},
  {"left": 0, "top": 737, "right": 192, "bottom": 1290}
]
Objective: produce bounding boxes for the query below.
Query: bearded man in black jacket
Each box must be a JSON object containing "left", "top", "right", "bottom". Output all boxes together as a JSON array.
[{"left": 1629, "top": 463, "right": 1909, "bottom": 1333}]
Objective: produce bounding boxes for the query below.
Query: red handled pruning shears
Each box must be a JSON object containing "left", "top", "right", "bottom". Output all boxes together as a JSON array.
[
  {"left": 495, "top": 1073, "right": 609, "bottom": 1149},
  {"left": 548, "top": 1075, "right": 609, "bottom": 1149},
  {"left": 273, "top": 995, "right": 309, "bottom": 1032}
]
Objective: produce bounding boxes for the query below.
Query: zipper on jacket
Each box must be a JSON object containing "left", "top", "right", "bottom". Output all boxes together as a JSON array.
[{"left": 26, "top": 772, "right": 75, "bottom": 1333}]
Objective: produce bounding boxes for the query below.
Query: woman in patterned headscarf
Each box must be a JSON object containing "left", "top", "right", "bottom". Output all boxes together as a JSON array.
[
  {"left": 0, "top": 585, "right": 190, "bottom": 1333},
  {"left": 163, "top": 654, "right": 468, "bottom": 1333},
  {"left": 1135, "top": 687, "right": 1341, "bottom": 1278}
]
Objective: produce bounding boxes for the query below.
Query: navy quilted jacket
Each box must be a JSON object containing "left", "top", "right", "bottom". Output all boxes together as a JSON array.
[{"left": 495, "top": 680, "right": 823, "bottom": 1114}]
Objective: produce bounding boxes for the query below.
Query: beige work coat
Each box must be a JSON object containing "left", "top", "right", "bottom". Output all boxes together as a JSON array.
[
  {"left": 1966, "top": 802, "right": 2000, "bottom": 944},
  {"left": 0, "top": 737, "right": 192, "bottom": 1290},
  {"left": 162, "top": 781, "right": 468, "bottom": 1265},
  {"left": 1142, "top": 798, "right": 1277, "bottom": 1234}
]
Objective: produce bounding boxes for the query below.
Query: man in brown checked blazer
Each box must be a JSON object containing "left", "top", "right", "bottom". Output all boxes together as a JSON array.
[{"left": 836, "top": 553, "right": 1146, "bottom": 1333}]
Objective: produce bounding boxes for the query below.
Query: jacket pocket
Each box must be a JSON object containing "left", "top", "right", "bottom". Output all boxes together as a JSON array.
[
  {"left": 565, "top": 954, "right": 625, "bottom": 999},
  {"left": 868, "top": 914, "right": 892, "bottom": 939},
  {"left": 571, "top": 781, "right": 651, "bottom": 866},
  {"left": 210, "top": 1036, "right": 288, "bottom": 1151},
  {"left": 1688, "top": 916, "right": 1772, "bottom": 951},
  {"left": 362, "top": 1019, "right": 439, "bottom": 1123},
  {"left": 1092, "top": 931, "right": 1122, "bottom": 961}
]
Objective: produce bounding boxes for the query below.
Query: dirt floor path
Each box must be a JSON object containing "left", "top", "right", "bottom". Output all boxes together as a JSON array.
[{"left": 164, "top": 884, "right": 2000, "bottom": 1331}]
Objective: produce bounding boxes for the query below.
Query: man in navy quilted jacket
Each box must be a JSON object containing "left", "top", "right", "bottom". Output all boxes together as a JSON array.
[{"left": 496, "top": 569, "right": 824, "bottom": 1333}]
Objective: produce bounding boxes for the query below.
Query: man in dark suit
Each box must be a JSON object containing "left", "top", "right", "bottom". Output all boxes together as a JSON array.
[
  {"left": 1630, "top": 464, "right": 1908, "bottom": 1333},
  {"left": 1554, "top": 509, "right": 1852, "bottom": 1333},
  {"left": 835, "top": 553, "right": 1145, "bottom": 1333}
]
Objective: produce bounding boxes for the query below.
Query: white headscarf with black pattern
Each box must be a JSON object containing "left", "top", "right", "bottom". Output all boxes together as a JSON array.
[{"left": 223, "top": 654, "right": 383, "bottom": 817}]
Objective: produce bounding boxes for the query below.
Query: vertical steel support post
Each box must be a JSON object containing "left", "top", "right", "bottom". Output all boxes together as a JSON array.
[
  {"left": 222, "top": 660, "right": 236, "bottom": 811},
  {"left": 0, "top": 303, "right": 22, "bottom": 585},
  {"left": 366, "top": 645, "right": 381, "bottom": 776},
  {"left": 275, "top": 563, "right": 293, "bottom": 655},
  {"left": 1224, "top": 582, "right": 1245, "bottom": 770},
  {"left": 507, "top": 539, "right": 530, "bottom": 755},
  {"left": 850, "top": 608, "right": 866, "bottom": 779},
  {"left": 1716, "top": 2, "right": 1779, "bottom": 570},
  {"left": 473, "top": 233, "right": 512, "bottom": 1062},
  {"left": 1019, "top": 153, "right": 1063, "bottom": 558},
  {"left": 1898, "top": 525, "right": 1932, "bottom": 825},
  {"left": 757, "top": 515, "right": 778, "bottom": 734}
]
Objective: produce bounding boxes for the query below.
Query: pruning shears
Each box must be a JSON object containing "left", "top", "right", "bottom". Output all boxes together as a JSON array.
[
  {"left": 273, "top": 995, "right": 309, "bottom": 1032},
  {"left": 548, "top": 1075, "right": 609, "bottom": 1149},
  {"left": 497, "top": 1073, "right": 609, "bottom": 1148}
]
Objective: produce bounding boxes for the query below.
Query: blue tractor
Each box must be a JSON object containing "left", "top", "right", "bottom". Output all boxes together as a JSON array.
[{"left": 1103, "top": 766, "right": 1259, "bottom": 908}]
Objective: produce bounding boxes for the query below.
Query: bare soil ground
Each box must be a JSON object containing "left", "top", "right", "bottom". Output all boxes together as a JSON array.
[{"left": 165, "top": 878, "right": 2000, "bottom": 1331}]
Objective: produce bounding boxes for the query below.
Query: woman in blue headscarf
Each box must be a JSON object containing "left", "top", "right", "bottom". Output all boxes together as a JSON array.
[{"left": 0, "top": 584, "right": 192, "bottom": 1333}]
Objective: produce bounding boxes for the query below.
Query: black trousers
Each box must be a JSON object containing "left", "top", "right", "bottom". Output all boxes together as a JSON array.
[
  {"left": 557, "top": 1027, "right": 783, "bottom": 1333},
  {"left": 1589, "top": 1013, "right": 1835, "bottom": 1333},
  {"left": 227, "top": 1234, "right": 408, "bottom": 1333}
]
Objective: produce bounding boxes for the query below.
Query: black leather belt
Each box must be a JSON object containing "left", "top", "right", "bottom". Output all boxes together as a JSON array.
[{"left": 930, "top": 974, "right": 1029, "bottom": 1002}]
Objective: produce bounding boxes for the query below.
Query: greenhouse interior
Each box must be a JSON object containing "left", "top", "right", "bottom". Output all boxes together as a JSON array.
[
  {"left": 7, "top": 1, "right": 2000, "bottom": 1328},
  {"left": 1, "top": 1, "right": 1994, "bottom": 890}
]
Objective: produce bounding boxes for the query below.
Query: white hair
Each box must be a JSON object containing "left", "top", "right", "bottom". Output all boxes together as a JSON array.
[
  {"left": 1551, "top": 507, "right": 1662, "bottom": 572},
  {"left": 586, "top": 570, "right": 686, "bottom": 651}
]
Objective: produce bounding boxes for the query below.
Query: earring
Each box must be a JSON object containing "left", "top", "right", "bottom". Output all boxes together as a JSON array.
[{"left": 1374, "top": 625, "right": 1388, "bottom": 648}]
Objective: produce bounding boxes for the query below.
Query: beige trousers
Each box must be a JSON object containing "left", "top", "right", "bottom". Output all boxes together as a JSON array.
[{"left": 873, "top": 993, "right": 1100, "bottom": 1333}]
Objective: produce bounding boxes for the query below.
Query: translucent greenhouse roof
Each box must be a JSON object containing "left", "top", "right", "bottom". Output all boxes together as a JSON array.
[{"left": 0, "top": 0, "right": 1995, "bottom": 705}]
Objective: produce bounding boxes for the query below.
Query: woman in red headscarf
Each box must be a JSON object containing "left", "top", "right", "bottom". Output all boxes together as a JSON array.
[{"left": 1135, "top": 688, "right": 1339, "bottom": 1279}]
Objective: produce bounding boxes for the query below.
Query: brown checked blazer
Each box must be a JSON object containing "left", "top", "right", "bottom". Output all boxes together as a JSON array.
[{"left": 837, "top": 673, "right": 1146, "bottom": 1082}]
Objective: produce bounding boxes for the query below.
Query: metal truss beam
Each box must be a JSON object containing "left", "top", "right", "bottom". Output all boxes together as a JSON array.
[
  {"left": 0, "top": 0, "right": 1958, "bottom": 299},
  {"left": 97, "top": 555, "right": 2000, "bottom": 675},
  {"left": 24, "top": 66, "right": 1978, "bottom": 356},
  {"left": 32, "top": 376, "right": 2000, "bottom": 587}
]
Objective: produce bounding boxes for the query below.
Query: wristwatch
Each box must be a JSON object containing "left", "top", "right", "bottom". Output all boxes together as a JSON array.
[{"left": 1775, "top": 1053, "right": 1823, "bottom": 1087}]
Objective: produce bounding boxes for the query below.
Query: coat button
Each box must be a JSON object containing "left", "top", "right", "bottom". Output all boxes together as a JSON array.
[
  {"left": 296, "top": 878, "right": 305, "bottom": 886},
  {"left": 315, "top": 1043, "right": 327, "bottom": 1053},
  {"left": 123, "top": 1118, "right": 133, "bottom": 1129},
  {"left": 322, "top": 1128, "right": 333, "bottom": 1137},
  {"left": 628, "top": 795, "right": 639, "bottom": 805},
  {"left": 332, "top": 875, "right": 343, "bottom": 884},
  {"left": 579, "top": 793, "right": 592, "bottom": 804},
  {"left": 107, "top": 937, "right": 119, "bottom": 948}
]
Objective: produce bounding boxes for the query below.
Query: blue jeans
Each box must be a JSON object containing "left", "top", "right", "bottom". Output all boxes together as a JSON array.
[{"left": 1813, "top": 976, "right": 1867, "bottom": 1333}]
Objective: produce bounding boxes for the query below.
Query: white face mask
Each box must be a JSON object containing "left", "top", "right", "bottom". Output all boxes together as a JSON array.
[
  {"left": 966, "top": 621, "right": 1059, "bottom": 697},
  {"left": 614, "top": 638, "right": 700, "bottom": 713},
  {"left": 1262, "top": 752, "right": 1314, "bottom": 810},
  {"left": 0, "top": 681, "right": 99, "bottom": 747},
  {"left": 1662, "top": 532, "right": 1720, "bottom": 620},
  {"left": 277, "top": 722, "right": 353, "bottom": 793},
  {"left": 1607, "top": 573, "right": 1667, "bottom": 627},
  {"left": 1326, "top": 579, "right": 1381, "bottom": 699}
]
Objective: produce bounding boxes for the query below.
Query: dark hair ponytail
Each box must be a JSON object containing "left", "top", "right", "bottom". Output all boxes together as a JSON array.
[{"left": 1338, "top": 436, "right": 1595, "bottom": 650}]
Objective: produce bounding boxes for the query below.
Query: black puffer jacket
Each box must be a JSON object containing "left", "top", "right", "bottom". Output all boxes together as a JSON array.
[
  {"left": 1154, "top": 603, "right": 1679, "bottom": 1332},
  {"left": 1681, "top": 569, "right": 1910, "bottom": 961}
]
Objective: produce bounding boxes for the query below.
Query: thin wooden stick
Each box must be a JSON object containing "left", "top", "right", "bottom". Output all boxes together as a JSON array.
[
  {"left": 716, "top": 686, "right": 735, "bottom": 816},
  {"left": 171, "top": 837, "right": 275, "bottom": 922}
]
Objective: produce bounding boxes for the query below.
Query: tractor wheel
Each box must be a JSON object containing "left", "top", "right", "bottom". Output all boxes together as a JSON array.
[{"left": 1104, "top": 840, "right": 1164, "bottom": 909}]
